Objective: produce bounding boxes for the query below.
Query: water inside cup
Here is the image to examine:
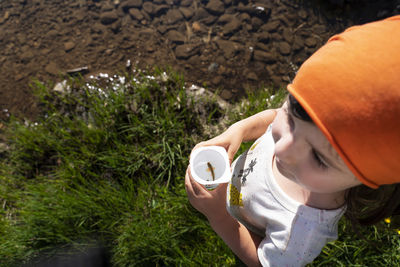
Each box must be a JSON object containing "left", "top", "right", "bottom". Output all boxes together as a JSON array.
[{"left": 191, "top": 147, "right": 229, "bottom": 184}]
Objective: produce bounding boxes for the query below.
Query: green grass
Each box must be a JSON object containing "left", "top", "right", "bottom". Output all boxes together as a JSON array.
[{"left": 0, "top": 68, "right": 399, "bottom": 266}]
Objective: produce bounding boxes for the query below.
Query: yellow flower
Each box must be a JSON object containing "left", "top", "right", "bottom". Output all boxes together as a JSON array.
[
  {"left": 384, "top": 218, "right": 391, "bottom": 224},
  {"left": 397, "top": 229, "right": 400, "bottom": 235}
]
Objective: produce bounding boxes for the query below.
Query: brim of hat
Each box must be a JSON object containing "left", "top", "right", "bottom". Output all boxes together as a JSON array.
[{"left": 287, "top": 84, "right": 379, "bottom": 189}]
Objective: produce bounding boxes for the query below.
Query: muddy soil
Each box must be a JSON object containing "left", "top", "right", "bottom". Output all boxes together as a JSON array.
[{"left": 0, "top": 0, "right": 399, "bottom": 120}]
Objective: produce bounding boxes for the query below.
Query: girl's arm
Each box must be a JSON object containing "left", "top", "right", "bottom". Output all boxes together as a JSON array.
[
  {"left": 208, "top": 206, "right": 263, "bottom": 266},
  {"left": 234, "top": 109, "right": 277, "bottom": 142},
  {"left": 194, "top": 109, "right": 277, "bottom": 163},
  {"left": 185, "top": 170, "right": 262, "bottom": 266}
]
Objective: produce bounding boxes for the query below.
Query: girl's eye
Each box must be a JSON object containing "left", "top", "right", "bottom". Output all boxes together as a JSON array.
[
  {"left": 284, "top": 106, "right": 295, "bottom": 130},
  {"left": 312, "top": 150, "right": 328, "bottom": 169}
]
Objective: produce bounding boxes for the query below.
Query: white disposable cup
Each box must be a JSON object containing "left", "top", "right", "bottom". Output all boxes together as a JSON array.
[{"left": 189, "top": 146, "right": 231, "bottom": 190}]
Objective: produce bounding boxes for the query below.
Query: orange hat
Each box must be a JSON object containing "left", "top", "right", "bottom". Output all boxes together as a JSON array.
[{"left": 287, "top": 15, "right": 400, "bottom": 188}]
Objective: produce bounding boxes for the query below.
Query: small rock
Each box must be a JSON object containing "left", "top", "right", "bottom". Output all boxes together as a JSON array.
[
  {"left": 179, "top": 7, "right": 194, "bottom": 19},
  {"left": 129, "top": 8, "right": 144, "bottom": 20},
  {"left": 246, "top": 72, "right": 258, "bottom": 81},
  {"left": 220, "top": 89, "right": 232, "bottom": 100},
  {"left": 206, "top": 0, "right": 225, "bottom": 15},
  {"left": 251, "top": 17, "right": 263, "bottom": 30},
  {"left": 165, "top": 9, "right": 183, "bottom": 24},
  {"left": 222, "top": 18, "right": 241, "bottom": 35},
  {"left": 218, "top": 14, "right": 235, "bottom": 24},
  {"left": 193, "top": 7, "right": 210, "bottom": 21},
  {"left": 120, "top": 0, "right": 143, "bottom": 12},
  {"left": 139, "top": 28, "right": 156, "bottom": 37},
  {"left": 165, "top": 30, "right": 185, "bottom": 44},
  {"left": 64, "top": 41, "right": 76, "bottom": 51},
  {"left": 142, "top": 2, "right": 155, "bottom": 15},
  {"left": 175, "top": 44, "right": 199, "bottom": 59},
  {"left": 45, "top": 61, "right": 60, "bottom": 75},
  {"left": 100, "top": 10, "right": 119, "bottom": 25},
  {"left": 278, "top": 42, "right": 291, "bottom": 55},
  {"left": 305, "top": 37, "right": 317, "bottom": 48},
  {"left": 253, "top": 50, "right": 276, "bottom": 63},
  {"left": 260, "top": 20, "right": 280, "bottom": 32},
  {"left": 215, "top": 40, "right": 242, "bottom": 59},
  {"left": 292, "top": 35, "right": 304, "bottom": 51},
  {"left": 211, "top": 75, "right": 222, "bottom": 85},
  {"left": 282, "top": 28, "right": 293, "bottom": 43}
]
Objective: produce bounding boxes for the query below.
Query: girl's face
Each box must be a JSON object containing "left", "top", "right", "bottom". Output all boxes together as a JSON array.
[{"left": 271, "top": 101, "right": 362, "bottom": 194}]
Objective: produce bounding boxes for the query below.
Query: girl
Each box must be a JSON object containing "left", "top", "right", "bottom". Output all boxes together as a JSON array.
[{"left": 185, "top": 15, "right": 400, "bottom": 266}]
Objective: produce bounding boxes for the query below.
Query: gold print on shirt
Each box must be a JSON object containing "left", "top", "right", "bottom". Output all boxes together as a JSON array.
[
  {"left": 250, "top": 140, "right": 260, "bottom": 151},
  {"left": 229, "top": 184, "right": 243, "bottom": 206}
]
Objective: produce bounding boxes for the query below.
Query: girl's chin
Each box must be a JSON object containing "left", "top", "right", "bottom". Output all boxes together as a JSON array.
[{"left": 274, "top": 156, "right": 295, "bottom": 179}]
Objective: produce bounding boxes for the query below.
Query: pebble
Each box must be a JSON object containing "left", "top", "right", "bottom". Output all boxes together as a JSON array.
[
  {"left": 45, "top": 61, "right": 60, "bottom": 75},
  {"left": 129, "top": 8, "right": 144, "bottom": 20},
  {"left": 100, "top": 10, "right": 119, "bottom": 25},
  {"left": 215, "top": 40, "right": 242, "bottom": 59},
  {"left": 142, "top": 2, "right": 155, "bottom": 15},
  {"left": 179, "top": 7, "right": 194, "bottom": 19},
  {"left": 206, "top": 0, "right": 225, "bottom": 15},
  {"left": 165, "top": 30, "right": 185, "bottom": 44},
  {"left": 120, "top": 0, "right": 143, "bottom": 12},
  {"left": 222, "top": 17, "right": 241, "bottom": 35},
  {"left": 279, "top": 42, "right": 291, "bottom": 55},
  {"left": 260, "top": 20, "right": 280, "bottom": 32},
  {"left": 64, "top": 41, "right": 76, "bottom": 51},
  {"left": 220, "top": 89, "right": 232, "bottom": 99},
  {"left": 246, "top": 72, "right": 258, "bottom": 81},
  {"left": 305, "top": 37, "right": 318, "bottom": 48},
  {"left": 165, "top": 9, "right": 184, "bottom": 24},
  {"left": 253, "top": 50, "right": 276, "bottom": 63}
]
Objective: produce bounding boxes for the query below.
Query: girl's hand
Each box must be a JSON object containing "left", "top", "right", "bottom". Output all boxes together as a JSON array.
[
  {"left": 193, "top": 123, "right": 244, "bottom": 164},
  {"left": 185, "top": 167, "right": 229, "bottom": 222},
  {"left": 192, "top": 109, "right": 276, "bottom": 163}
]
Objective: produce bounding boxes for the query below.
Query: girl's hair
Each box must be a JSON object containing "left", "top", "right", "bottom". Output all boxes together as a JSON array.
[{"left": 287, "top": 93, "right": 400, "bottom": 225}]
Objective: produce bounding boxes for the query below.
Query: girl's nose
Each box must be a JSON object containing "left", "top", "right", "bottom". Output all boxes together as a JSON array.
[{"left": 274, "top": 132, "right": 303, "bottom": 166}]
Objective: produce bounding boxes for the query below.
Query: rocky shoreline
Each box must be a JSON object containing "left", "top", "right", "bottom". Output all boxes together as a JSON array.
[{"left": 0, "top": 0, "right": 399, "bottom": 120}]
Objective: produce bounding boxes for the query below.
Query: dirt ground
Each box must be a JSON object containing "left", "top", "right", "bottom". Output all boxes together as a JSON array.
[{"left": 0, "top": 0, "right": 399, "bottom": 120}]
